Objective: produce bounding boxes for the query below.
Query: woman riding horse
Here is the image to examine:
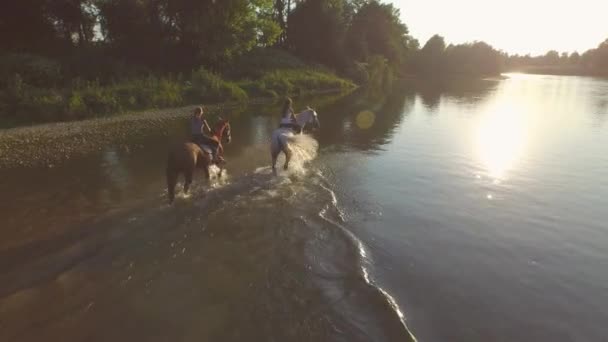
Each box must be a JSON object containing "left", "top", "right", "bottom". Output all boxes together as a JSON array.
[
  {"left": 166, "top": 118, "right": 231, "bottom": 203},
  {"left": 270, "top": 106, "right": 319, "bottom": 174},
  {"left": 191, "top": 106, "right": 222, "bottom": 163},
  {"left": 278, "top": 97, "right": 301, "bottom": 133}
]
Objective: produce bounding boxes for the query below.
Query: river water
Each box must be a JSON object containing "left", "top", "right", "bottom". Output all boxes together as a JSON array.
[{"left": 1, "top": 74, "right": 608, "bottom": 341}]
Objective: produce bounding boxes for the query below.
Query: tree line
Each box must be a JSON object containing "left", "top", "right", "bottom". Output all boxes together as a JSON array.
[
  {"left": 0, "top": 0, "right": 513, "bottom": 83},
  {"left": 505, "top": 40, "right": 608, "bottom": 76},
  {"left": 0, "top": 0, "right": 606, "bottom": 125}
]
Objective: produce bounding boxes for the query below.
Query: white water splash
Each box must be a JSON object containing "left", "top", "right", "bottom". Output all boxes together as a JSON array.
[{"left": 276, "top": 134, "right": 319, "bottom": 177}]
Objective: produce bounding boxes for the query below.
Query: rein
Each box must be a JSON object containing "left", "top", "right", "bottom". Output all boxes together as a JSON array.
[{"left": 212, "top": 120, "right": 229, "bottom": 140}]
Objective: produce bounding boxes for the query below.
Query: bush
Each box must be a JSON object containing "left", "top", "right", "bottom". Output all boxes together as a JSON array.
[
  {"left": 0, "top": 53, "right": 356, "bottom": 126},
  {"left": 66, "top": 92, "right": 87, "bottom": 119},
  {"left": 0, "top": 54, "right": 62, "bottom": 87},
  {"left": 345, "top": 62, "right": 370, "bottom": 84},
  {"left": 259, "top": 69, "right": 355, "bottom": 96},
  {"left": 237, "top": 80, "right": 279, "bottom": 98},
  {"left": 186, "top": 68, "right": 248, "bottom": 103},
  {"left": 226, "top": 48, "right": 308, "bottom": 79}
]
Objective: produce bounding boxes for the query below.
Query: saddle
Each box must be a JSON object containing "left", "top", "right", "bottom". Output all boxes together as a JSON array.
[
  {"left": 198, "top": 144, "right": 214, "bottom": 155},
  {"left": 198, "top": 143, "right": 225, "bottom": 164}
]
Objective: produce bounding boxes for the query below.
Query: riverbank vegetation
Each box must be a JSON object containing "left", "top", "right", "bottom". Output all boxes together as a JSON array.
[
  {"left": 504, "top": 40, "right": 608, "bottom": 77},
  {"left": 1, "top": 0, "right": 606, "bottom": 126}
]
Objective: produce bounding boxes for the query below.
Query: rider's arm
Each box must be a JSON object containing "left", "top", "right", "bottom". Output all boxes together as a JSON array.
[{"left": 202, "top": 119, "right": 212, "bottom": 134}]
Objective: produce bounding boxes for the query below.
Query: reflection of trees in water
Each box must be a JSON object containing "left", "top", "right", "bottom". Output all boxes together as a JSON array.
[
  {"left": 409, "top": 77, "right": 498, "bottom": 110},
  {"left": 316, "top": 86, "right": 415, "bottom": 150},
  {"left": 593, "top": 95, "right": 608, "bottom": 127},
  {"left": 590, "top": 78, "right": 608, "bottom": 127},
  {"left": 313, "top": 78, "right": 497, "bottom": 150}
]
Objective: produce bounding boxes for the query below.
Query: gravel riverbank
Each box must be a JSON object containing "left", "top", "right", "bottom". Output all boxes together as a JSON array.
[{"left": 0, "top": 104, "right": 233, "bottom": 169}]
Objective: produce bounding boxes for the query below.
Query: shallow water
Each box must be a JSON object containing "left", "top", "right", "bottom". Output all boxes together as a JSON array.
[{"left": 1, "top": 74, "right": 608, "bottom": 341}]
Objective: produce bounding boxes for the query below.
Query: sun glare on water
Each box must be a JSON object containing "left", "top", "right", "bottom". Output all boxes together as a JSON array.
[{"left": 475, "top": 102, "right": 528, "bottom": 180}]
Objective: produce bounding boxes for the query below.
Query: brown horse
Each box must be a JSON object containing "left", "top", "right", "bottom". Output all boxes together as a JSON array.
[{"left": 166, "top": 119, "right": 231, "bottom": 203}]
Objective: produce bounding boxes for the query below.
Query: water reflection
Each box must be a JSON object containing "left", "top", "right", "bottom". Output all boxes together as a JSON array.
[
  {"left": 316, "top": 86, "right": 415, "bottom": 151},
  {"left": 475, "top": 102, "right": 528, "bottom": 180},
  {"left": 410, "top": 77, "right": 499, "bottom": 110}
]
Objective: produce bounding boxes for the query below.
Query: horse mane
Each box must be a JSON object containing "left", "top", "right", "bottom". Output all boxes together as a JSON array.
[{"left": 212, "top": 118, "right": 229, "bottom": 138}]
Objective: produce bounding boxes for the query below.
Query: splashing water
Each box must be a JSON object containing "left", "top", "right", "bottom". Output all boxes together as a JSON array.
[{"left": 277, "top": 134, "right": 319, "bottom": 177}]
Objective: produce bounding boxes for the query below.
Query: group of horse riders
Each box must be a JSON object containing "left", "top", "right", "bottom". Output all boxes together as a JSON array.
[
  {"left": 190, "top": 97, "right": 301, "bottom": 164},
  {"left": 167, "top": 97, "right": 317, "bottom": 203}
]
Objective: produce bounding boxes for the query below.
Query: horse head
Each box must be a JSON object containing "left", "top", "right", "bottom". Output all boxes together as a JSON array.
[
  {"left": 296, "top": 108, "right": 320, "bottom": 130},
  {"left": 213, "top": 117, "right": 232, "bottom": 144}
]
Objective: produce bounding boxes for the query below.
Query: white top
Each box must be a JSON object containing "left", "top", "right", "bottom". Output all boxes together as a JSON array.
[{"left": 280, "top": 117, "right": 294, "bottom": 125}]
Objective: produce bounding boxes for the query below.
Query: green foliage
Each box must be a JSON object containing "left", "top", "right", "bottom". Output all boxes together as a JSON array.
[
  {"left": 0, "top": 0, "right": 62, "bottom": 53},
  {"left": 287, "top": 0, "right": 351, "bottom": 69},
  {"left": 260, "top": 69, "right": 355, "bottom": 95},
  {"left": 444, "top": 42, "right": 503, "bottom": 76},
  {"left": 410, "top": 35, "right": 503, "bottom": 77},
  {"left": 98, "top": 0, "right": 281, "bottom": 69},
  {"left": 226, "top": 48, "right": 308, "bottom": 79},
  {"left": 361, "top": 55, "right": 392, "bottom": 90},
  {"left": 0, "top": 62, "right": 354, "bottom": 126},
  {"left": 505, "top": 38, "right": 608, "bottom": 76},
  {"left": 345, "top": 1, "right": 412, "bottom": 70},
  {"left": 0, "top": 54, "right": 62, "bottom": 87},
  {"left": 187, "top": 68, "right": 249, "bottom": 103}
]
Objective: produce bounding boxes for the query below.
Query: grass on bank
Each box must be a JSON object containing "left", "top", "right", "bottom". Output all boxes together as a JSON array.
[{"left": 0, "top": 50, "right": 356, "bottom": 127}]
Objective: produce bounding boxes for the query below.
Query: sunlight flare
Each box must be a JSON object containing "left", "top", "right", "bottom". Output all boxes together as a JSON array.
[{"left": 475, "top": 103, "right": 528, "bottom": 180}]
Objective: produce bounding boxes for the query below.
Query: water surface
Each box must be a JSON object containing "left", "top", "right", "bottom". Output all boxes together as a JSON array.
[{"left": 1, "top": 74, "right": 607, "bottom": 341}]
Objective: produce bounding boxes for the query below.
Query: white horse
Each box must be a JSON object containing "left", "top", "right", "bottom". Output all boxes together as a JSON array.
[{"left": 270, "top": 108, "right": 320, "bottom": 174}]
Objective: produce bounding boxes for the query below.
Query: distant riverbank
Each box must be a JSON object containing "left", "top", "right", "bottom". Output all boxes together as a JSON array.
[{"left": 505, "top": 65, "right": 608, "bottom": 78}]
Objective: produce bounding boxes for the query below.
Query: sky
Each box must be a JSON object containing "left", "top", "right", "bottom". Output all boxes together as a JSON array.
[{"left": 393, "top": 0, "right": 607, "bottom": 55}]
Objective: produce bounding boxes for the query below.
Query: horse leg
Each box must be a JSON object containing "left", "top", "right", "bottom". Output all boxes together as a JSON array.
[
  {"left": 183, "top": 169, "right": 193, "bottom": 195},
  {"left": 166, "top": 167, "right": 178, "bottom": 204},
  {"left": 203, "top": 165, "right": 211, "bottom": 180},
  {"left": 283, "top": 145, "right": 292, "bottom": 171},
  {"left": 271, "top": 150, "right": 279, "bottom": 175}
]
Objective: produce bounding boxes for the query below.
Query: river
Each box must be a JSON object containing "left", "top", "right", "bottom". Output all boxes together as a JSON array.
[{"left": 1, "top": 74, "right": 607, "bottom": 341}]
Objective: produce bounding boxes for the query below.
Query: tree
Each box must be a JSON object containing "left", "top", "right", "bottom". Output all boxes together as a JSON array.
[
  {"left": 444, "top": 41, "right": 502, "bottom": 75},
  {"left": 569, "top": 52, "right": 581, "bottom": 65},
  {"left": 543, "top": 50, "right": 560, "bottom": 64},
  {"left": 47, "top": 0, "right": 98, "bottom": 47},
  {"left": 591, "top": 39, "right": 608, "bottom": 74},
  {"left": 287, "top": 0, "right": 350, "bottom": 69},
  {"left": 0, "top": 0, "right": 61, "bottom": 53},
  {"left": 345, "top": 0, "right": 411, "bottom": 69},
  {"left": 415, "top": 34, "right": 446, "bottom": 74},
  {"left": 98, "top": 0, "right": 280, "bottom": 70}
]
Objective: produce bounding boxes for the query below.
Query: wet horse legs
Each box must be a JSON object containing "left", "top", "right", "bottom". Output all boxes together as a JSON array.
[
  {"left": 283, "top": 145, "right": 292, "bottom": 170},
  {"left": 183, "top": 170, "right": 193, "bottom": 194}
]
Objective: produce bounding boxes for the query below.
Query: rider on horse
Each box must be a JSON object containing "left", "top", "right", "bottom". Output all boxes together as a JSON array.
[
  {"left": 191, "top": 106, "right": 223, "bottom": 164},
  {"left": 278, "top": 97, "right": 302, "bottom": 133}
]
